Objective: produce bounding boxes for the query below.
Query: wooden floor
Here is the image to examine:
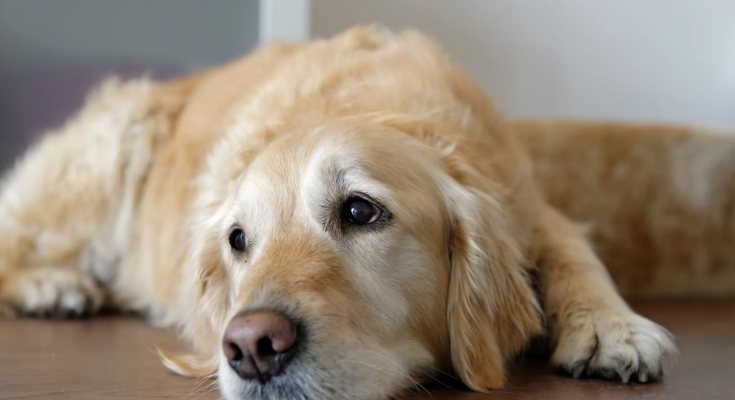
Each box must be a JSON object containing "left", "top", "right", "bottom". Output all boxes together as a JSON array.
[{"left": 1, "top": 300, "right": 733, "bottom": 400}]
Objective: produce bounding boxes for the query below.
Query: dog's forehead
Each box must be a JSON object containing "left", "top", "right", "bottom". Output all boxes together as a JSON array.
[
  {"left": 242, "top": 127, "right": 413, "bottom": 197},
  {"left": 229, "top": 128, "right": 393, "bottom": 228},
  {"left": 302, "top": 132, "right": 395, "bottom": 198}
]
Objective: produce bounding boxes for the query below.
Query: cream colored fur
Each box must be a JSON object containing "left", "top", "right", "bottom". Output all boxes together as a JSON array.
[
  {"left": 0, "top": 27, "right": 710, "bottom": 400},
  {"left": 0, "top": 78, "right": 166, "bottom": 316},
  {"left": 515, "top": 121, "right": 735, "bottom": 298}
]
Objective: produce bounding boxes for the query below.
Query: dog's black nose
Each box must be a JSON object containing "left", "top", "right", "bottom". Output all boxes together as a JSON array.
[{"left": 222, "top": 310, "right": 298, "bottom": 383}]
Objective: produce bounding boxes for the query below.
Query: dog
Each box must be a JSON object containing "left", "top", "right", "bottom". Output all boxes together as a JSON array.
[
  {"left": 8, "top": 25, "right": 729, "bottom": 399},
  {"left": 516, "top": 121, "right": 735, "bottom": 299}
]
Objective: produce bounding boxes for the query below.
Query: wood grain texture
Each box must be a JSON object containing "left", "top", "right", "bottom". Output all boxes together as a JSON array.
[{"left": 1, "top": 301, "right": 733, "bottom": 400}]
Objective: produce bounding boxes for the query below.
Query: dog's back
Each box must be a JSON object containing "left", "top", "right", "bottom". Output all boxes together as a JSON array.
[{"left": 515, "top": 121, "right": 735, "bottom": 297}]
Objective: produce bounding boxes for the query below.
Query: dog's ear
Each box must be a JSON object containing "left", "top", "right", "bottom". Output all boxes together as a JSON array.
[
  {"left": 158, "top": 214, "right": 228, "bottom": 377},
  {"left": 444, "top": 164, "right": 543, "bottom": 391},
  {"left": 150, "top": 70, "right": 231, "bottom": 378}
]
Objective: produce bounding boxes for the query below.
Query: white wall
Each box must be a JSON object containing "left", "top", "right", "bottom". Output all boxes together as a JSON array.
[{"left": 313, "top": 0, "right": 735, "bottom": 128}]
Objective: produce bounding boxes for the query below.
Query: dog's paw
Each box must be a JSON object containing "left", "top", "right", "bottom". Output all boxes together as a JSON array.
[
  {"left": 0, "top": 267, "right": 105, "bottom": 318},
  {"left": 552, "top": 310, "right": 676, "bottom": 383}
]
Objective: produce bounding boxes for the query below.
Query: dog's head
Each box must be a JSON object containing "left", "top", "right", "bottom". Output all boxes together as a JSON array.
[{"left": 161, "top": 27, "right": 543, "bottom": 400}]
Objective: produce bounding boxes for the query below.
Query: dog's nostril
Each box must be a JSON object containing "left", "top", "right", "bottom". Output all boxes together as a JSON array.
[
  {"left": 222, "top": 309, "right": 299, "bottom": 383},
  {"left": 257, "top": 337, "right": 276, "bottom": 357},
  {"left": 223, "top": 340, "right": 244, "bottom": 362}
]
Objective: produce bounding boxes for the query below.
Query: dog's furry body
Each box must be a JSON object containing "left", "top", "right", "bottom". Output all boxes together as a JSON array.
[
  {"left": 2, "top": 26, "right": 728, "bottom": 399},
  {"left": 516, "top": 121, "right": 735, "bottom": 298}
]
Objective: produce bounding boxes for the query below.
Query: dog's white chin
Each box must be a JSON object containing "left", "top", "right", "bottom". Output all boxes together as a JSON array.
[
  {"left": 218, "top": 339, "right": 434, "bottom": 400},
  {"left": 218, "top": 359, "right": 250, "bottom": 400}
]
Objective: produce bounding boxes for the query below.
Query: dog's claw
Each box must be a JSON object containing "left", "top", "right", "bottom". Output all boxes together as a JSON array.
[
  {"left": 0, "top": 268, "right": 104, "bottom": 319},
  {"left": 552, "top": 312, "right": 675, "bottom": 385},
  {"left": 619, "top": 370, "right": 631, "bottom": 383},
  {"left": 571, "top": 364, "right": 585, "bottom": 379}
]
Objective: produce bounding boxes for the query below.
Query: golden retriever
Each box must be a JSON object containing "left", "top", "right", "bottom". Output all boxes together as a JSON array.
[{"left": 8, "top": 25, "right": 729, "bottom": 399}]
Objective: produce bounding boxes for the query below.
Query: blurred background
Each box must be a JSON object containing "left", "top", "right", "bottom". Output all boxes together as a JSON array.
[{"left": 2, "top": 0, "right": 734, "bottom": 171}]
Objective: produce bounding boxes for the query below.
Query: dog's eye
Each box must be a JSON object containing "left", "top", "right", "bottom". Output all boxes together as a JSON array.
[
  {"left": 341, "top": 197, "right": 382, "bottom": 225},
  {"left": 228, "top": 229, "right": 247, "bottom": 253}
]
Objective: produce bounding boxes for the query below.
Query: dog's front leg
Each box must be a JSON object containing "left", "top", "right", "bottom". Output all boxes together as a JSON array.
[
  {"left": 0, "top": 78, "right": 158, "bottom": 318},
  {"left": 533, "top": 206, "right": 676, "bottom": 383}
]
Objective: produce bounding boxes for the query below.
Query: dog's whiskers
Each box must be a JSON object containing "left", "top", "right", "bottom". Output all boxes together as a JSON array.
[
  {"left": 348, "top": 349, "right": 434, "bottom": 399},
  {"left": 183, "top": 361, "right": 219, "bottom": 399}
]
